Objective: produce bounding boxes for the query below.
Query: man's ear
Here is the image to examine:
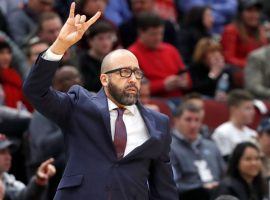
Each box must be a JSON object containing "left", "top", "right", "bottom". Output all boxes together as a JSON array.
[{"left": 100, "top": 74, "right": 108, "bottom": 87}]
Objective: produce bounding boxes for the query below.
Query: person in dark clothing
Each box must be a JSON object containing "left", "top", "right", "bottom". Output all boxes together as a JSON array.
[
  {"left": 119, "top": 0, "right": 177, "bottom": 48},
  {"left": 79, "top": 20, "right": 116, "bottom": 92},
  {"left": 212, "top": 142, "right": 267, "bottom": 200},
  {"left": 177, "top": 6, "right": 213, "bottom": 66},
  {"left": 189, "top": 38, "right": 234, "bottom": 101}
]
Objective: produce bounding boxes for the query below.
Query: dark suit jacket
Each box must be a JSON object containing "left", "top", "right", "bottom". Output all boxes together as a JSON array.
[{"left": 23, "top": 56, "right": 178, "bottom": 200}]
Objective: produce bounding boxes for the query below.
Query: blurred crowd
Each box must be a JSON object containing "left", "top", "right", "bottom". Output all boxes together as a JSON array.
[{"left": 1, "top": 0, "right": 270, "bottom": 199}]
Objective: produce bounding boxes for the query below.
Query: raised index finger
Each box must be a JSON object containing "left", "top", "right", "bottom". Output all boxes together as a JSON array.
[
  {"left": 40, "top": 158, "right": 54, "bottom": 168},
  {"left": 69, "top": 2, "right": 75, "bottom": 19}
]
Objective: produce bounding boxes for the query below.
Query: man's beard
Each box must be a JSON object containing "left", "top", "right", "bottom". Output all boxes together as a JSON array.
[{"left": 108, "top": 81, "right": 139, "bottom": 106}]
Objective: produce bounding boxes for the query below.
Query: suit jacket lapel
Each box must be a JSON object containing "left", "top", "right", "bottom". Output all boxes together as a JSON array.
[
  {"left": 122, "top": 102, "right": 162, "bottom": 161},
  {"left": 91, "top": 89, "right": 116, "bottom": 156}
]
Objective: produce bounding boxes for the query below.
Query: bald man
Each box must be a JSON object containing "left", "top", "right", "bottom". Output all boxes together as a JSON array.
[{"left": 23, "top": 3, "right": 178, "bottom": 200}]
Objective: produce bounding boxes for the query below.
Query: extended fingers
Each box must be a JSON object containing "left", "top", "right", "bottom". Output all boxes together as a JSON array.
[
  {"left": 69, "top": 2, "right": 75, "bottom": 19},
  {"left": 85, "top": 11, "right": 101, "bottom": 29}
]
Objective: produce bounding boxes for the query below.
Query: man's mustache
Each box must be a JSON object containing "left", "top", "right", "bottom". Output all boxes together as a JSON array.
[{"left": 124, "top": 84, "right": 139, "bottom": 92}]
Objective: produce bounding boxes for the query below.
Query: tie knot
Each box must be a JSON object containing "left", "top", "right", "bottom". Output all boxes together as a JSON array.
[{"left": 116, "top": 108, "right": 125, "bottom": 117}]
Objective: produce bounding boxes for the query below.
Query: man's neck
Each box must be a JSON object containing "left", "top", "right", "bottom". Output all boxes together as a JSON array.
[{"left": 230, "top": 117, "right": 245, "bottom": 130}]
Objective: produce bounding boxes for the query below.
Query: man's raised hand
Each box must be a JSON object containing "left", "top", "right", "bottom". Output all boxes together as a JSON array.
[{"left": 50, "top": 2, "right": 101, "bottom": 55}]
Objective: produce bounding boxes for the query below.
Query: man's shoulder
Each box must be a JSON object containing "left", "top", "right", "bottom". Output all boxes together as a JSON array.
[
  {"left": 67, "top": 85, "right": 97, "bottom": 100},
  {"left": 212, "top": 121, "right": 234, "bottom": 137},
  {"left": 249, "top": 45, "right": 270, "bottom": 61}
]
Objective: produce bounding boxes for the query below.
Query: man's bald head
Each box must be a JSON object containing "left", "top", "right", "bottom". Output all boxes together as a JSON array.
[{"left": 101, "top": 49, "right": 139, "bottom": 74}]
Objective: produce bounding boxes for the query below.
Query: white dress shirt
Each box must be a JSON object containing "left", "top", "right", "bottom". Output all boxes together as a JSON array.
[
  {"left": 42, "top": 49, "right": 150, "bottom": 157},
  {"left": 108, "top": 99, "right": 149, "bottom": 156}
]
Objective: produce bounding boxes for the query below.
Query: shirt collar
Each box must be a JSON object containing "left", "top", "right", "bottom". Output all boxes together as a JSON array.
[
  {"left": 172, "top": 128, "right": 202, "bottom": 145},
  {"left": 107, "top": 98, "right": 136, "bottom": 115}
]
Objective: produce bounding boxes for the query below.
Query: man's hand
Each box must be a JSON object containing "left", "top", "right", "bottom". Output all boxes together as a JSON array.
[
  {"left": 50, "top": 2, "right": 101, "bottom": 55},
  {"left": 35, "top": 158, "right": 56, "bottom": 186}
]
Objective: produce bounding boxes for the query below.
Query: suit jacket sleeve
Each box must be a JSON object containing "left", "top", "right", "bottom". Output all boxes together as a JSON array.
[
  {"left": 23, "top": 54, "right": 78, "bottom": 126},
  {"left": 148, "top": 116, "right": 178, "bottom": 200}
]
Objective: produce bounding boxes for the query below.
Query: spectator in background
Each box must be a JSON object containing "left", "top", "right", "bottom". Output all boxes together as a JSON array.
[
  {"left": 212, "top": 142, "right": 267, "bottom": 200},
  {"left": 177, "top": 6, "right": 213, "bottom": 66},
  {"left": 176, "top": 0, "right": 237, "bottom": 34},
  {"left": 79, "top": 20, "right": 116, "bottom": 92},
  {"left": 189, "top": 38, "right": 234, "bottom": 101},
  {"left": 25, "top": 37, "right": 49, "bottom": 76},
  {"left": 7, "top": 0, "right": 54, "bottom": 46},
  {"left": 0, "top": 134, "right": 56, "bottom": 200},
  {"left": 212, "top": 89, "right": 257, "bottom": 161},
  {"left": 0, "top": 40, "right": 31, "bottom": 111},
  {"left": 0, "top": 32, "right": 28, "bottom": 78},
  {"left": 76, "top": 0, "right": 109, "bottom": 22},
  {"left": 129, "top": 12, "right": 191, "bottom": 98},
  {"left": 119, "top": 0, "right": 177, "bottom": 48},
  {"left": 245, "top": 44, "right": 270, "bottom": 99},
  {"left": 153, "top": 0, "right": 178, "bottom": 23},
  {"left": 182, "top": 92, "right": 211, "bottom": 138},
  {"left": 36, "top": 12, "right": 62, "bottom": 46},
  {"left": 221, "top": 0, "right": 267, "bottom": 69},
  {"left": 257, "top": 118, "right": 270, "bottom": 180},
  {"left": 139, "top": 78, "right": 160, "bottom": 112},
  {"left": 170, "top": 103, "right": 225, "bottom": 200},
  {"left": 26, "top": 66, "right": 82, "bottom": 200},
  {"left": 104, "top": 0, "right": 132, "bottom": 26}
]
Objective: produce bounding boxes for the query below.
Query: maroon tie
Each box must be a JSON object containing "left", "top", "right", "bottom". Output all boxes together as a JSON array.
[{"left": 114, "top": 108, "right": 127, "bottom": 159}]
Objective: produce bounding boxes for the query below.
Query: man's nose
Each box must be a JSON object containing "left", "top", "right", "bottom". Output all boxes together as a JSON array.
[{"left": 128, "top": 72, "right": 137, "bottom": 82}]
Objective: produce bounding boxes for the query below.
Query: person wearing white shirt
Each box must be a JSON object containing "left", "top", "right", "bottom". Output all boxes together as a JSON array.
[{"left": 212, "top": 89, "right": 257, "bottom": 160}]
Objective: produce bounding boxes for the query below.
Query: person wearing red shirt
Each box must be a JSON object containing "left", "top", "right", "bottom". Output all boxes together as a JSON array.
[
  {"left": 221, "top": 0, "right": 268, "bottom": 69},
  {"left": 129, "top": 12, "right": 192, "bottom": 98},
  {"left": 0, "top": 40, "right": 32, "bottom": 111}
]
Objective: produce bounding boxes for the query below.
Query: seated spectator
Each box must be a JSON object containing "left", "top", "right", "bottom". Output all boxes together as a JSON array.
[
  {"left": 189, "top": 38, "right": 234, "bottom": 101},
  {"left": 104, "top": 0, "right": 132, "bottom": 26},
  {"left": 119, "top": 0, "right": 177, "bottom": 48},
  {"left": 212, "top": 89, "right": 257, "bottom": 160},
  {"left": 0, "top": 40, "right": 31, "bottom": 111},
  {"left": 24, "top": 37, "right": 49, "bottom": 76},
  {"left": 7, "top": 0, "right": 54, "bottom": 46},
  {"left": 153, "top": 0, "right": 178, "bottom": 23},
  {"left": 176, "top": 0, "right": 237, "bottom": 34},
  {"left": 221, "top": 0, "right": 268, "bottom": 69},
  {"left": 177, "top": 6, "right": 213, "bottom": 66},
  {"left": 0, "top": 31, "right": 28, "bottom": 78},
  {"left": 0, "top": 134, "right": 56, "bottom": 200},
  {"left": 170, "top": 103, "right": 225, "bottom": 200},
  {"left": 26, "top": 66, "right": 82, "bottom": 199},
  {"left": 245, "top": 44, "right": 270, "bottom": 99},
  {"left": 36, "top": 12, "right": 62, "bottom": 46},
  {"left": 129, "top": 12, "right": 191, "bottom": 98},
  {"left": 212, "top": 142, "right": 267, "bottom": 200},
  {"left": 76, "top": 0, "right": 110, "bottom": 23},
  {"left": 139, "top": 78, "right": 160, "bottom": 112},
  {"left": 34, "top": 12, "right": 78, "bottom": 67},
  {"left": 182, "top": 92, "right": 211, "bottom": 138},
  {"left": 79, "top": 20, "right": 116, "bottom": 92},
  {"left": 257, "top": 118, "right": 270, "bottom": 179}
]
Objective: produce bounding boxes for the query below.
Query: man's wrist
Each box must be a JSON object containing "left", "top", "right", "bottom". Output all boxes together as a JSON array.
[
  {"left": 50, "top": 38, "right": 69, "bottom": 55},
  {"left": 34, "top": 174, "right": 48, "bottom": 186}
]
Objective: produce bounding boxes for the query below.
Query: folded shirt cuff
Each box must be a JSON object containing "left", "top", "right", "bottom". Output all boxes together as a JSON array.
[{"left": 42, "top": 48, "right": 63, "bottom": 61}]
